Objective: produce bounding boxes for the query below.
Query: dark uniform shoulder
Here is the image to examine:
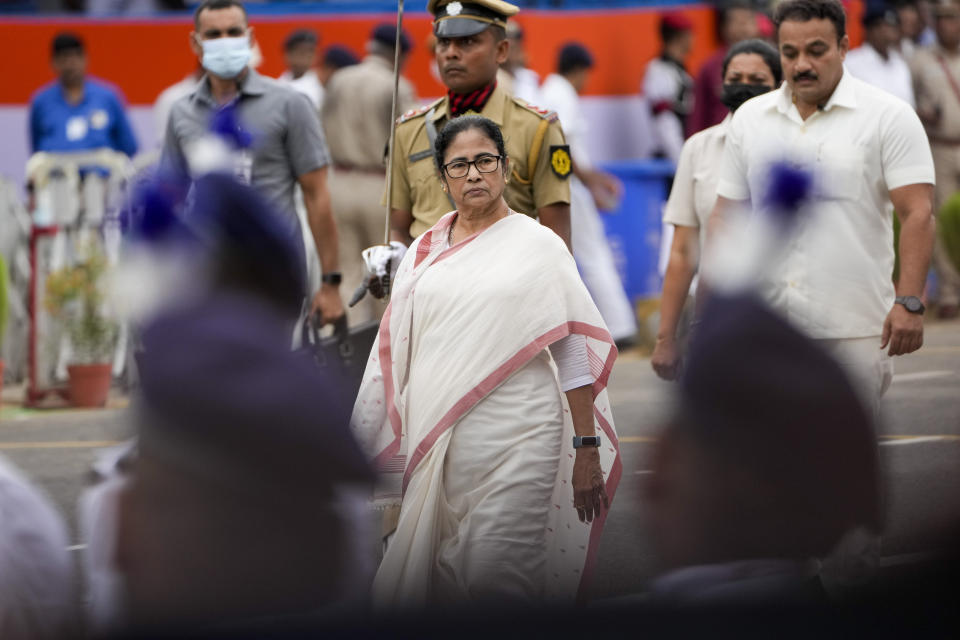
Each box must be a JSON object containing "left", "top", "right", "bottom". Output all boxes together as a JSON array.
[
  {"left": 510, "top": 96, "right": 560, "bottom": 123},
  {"left": 397, "top": 97, "right": 444, "bottom": 125}
]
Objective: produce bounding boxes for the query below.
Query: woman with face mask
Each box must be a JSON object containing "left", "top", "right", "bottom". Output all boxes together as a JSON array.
[{"left": 652, "top": 39, "right": 782, "bottom": 381}]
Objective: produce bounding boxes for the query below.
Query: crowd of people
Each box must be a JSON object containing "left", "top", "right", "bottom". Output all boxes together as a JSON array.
[
  {"left": 642, "top": 0, "right": 960, "bottom": 322},
  {"left": 2, "top": 0, "right": 960, "bottom": 636}
]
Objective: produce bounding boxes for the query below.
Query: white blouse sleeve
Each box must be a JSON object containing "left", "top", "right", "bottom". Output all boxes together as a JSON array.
[{"left": 549, "top": 333, "right": 595, "bottom": 392}]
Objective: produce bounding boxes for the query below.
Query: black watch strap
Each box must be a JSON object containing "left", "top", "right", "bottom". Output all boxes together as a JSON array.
[
  {"left": 573, "top": 435, "right": 601, "bottom": 449},
  {"left": 895, "top": 295, "right": 925, "bottom": 315},
  {"left": 321, "top": 272, "right": 342, "bottom": 285}
]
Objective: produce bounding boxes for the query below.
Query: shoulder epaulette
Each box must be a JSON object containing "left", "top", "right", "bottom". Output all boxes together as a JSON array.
[
  {"left": 397, "top": 97, "right": 444, "bottom": 125},
  {"left": 512, "top": 97, "right": 559, "bottom": 123}
]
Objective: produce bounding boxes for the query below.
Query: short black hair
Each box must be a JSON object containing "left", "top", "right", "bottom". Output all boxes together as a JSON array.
[
  {"left": 322, "top": 45, "right": 360, "bottom": 69},
  {"left": 434, "top": 115, "right": 507, "bottom": 174},
  {"left": 51, "top": 32, "right": 84, "bottom": 57},
  {"left": 194, "top": 0, "right": 248, "bottom": 28},
  {"left": 284, "top": 29, "right": 318, "bottom": 52},
  {"left": 716, "top": 0, "right": 757, "bottom": 40},
  {"left": 660, "top": 12, "right": 694, "bottom": 44},
  {"left": 721, "top": 38, "right": 782, "bottom": 85},
  {"left": 862, "top": 7, "right": 898, "bottom": 28},
  {"left": 773, "top": 0, "right": 847, "bottom": 42},
  {"left": 370, "top": 23, "right": 412, "bottom": 54},
  {"left": 557, "top": 42, "right": 594, "bottom": 75}
]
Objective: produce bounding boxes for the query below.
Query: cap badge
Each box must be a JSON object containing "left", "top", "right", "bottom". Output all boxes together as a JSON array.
[{"left": 446, "top": 1, "right": 463, "bottom": 16}]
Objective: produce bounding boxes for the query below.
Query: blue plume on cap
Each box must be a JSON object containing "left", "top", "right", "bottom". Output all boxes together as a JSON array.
[
  {"left": 209, "top": 103, "right": 253, "bottom": 149},
  {"left": 124, "top": 171, "right": 194, "bottom": 245},
  {"left": 762, "top": 161, "right": 814, "bottom": 223}
]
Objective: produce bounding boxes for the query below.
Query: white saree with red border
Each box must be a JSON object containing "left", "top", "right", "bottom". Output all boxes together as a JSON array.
[{"left": 352, "top": 211, "right": 621, "bottom": 607}]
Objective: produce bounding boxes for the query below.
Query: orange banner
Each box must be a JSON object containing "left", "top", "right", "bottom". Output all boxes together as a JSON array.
[{"left": 1, "top": 4, "right": 863, "bottom": 105}]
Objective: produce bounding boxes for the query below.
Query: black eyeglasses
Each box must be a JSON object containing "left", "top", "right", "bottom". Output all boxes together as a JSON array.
[{"left": 442, "top": 155, "right": 502, "bottom": 179}]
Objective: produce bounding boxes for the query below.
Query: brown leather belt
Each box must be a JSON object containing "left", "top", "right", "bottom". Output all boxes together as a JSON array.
[{"left": 333, "top": 164, "right": 386, "bottom": 175}]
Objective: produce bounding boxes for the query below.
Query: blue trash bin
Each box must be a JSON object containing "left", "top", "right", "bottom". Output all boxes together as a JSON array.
[{"left": 599, "top": 159, "right": 675, "bottom": 301}]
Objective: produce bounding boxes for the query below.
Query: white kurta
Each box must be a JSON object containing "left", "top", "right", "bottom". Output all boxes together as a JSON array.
[{"left": 352, "top": 212, "right": 621, "bottom": 608}]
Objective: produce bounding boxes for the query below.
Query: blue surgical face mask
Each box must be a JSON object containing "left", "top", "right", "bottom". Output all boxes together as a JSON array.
[{"left": 200, "top": 35, "right": 251, "bottom": 79}]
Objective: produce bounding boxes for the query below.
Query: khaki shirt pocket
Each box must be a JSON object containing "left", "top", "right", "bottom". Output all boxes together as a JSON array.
[{"left": 408, "top": 151, "right": 449, "bottom": 226}]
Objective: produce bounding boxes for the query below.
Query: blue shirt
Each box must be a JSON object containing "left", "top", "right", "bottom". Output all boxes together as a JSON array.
[{"left": 29, "top": 78, "right": 138, "bottom": 157}]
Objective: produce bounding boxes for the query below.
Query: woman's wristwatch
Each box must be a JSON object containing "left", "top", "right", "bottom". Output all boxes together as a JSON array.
[
  {"left": 573, "top": 435, "right": 601, "bottom": 449},
  {"left": 321, "top": 272, "right": 342, "bottom": 285}
]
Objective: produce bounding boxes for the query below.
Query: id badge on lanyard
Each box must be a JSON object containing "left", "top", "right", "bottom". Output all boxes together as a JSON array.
[{"left": 234, "top": 149, "right": 253, "bottom": 185}]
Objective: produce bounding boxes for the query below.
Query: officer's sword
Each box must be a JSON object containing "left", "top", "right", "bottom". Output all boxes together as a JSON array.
[{"left": 349, "top": 0, "right": 405, "bottom": 307}]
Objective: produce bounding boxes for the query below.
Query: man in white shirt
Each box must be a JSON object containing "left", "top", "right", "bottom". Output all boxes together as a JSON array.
[
  {"left": 845, "top": 6, "right": 915, "bottom": 106},
  {"left": 709, "top": 0, "right": 935, "bottom": 416},
  {"left": 277, "top": 29, "right": 323, "bottom": 111},
  {"left": 497, "top": 20, "right": 541, "bottom": 104},
  {"left": 540, "top": 43, "right": 637, "bottom": 344},
  {"left": 277, "top": 28, "right": 326, "bottom": 299}
]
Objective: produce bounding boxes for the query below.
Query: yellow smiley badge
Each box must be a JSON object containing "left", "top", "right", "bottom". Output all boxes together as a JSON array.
[{"left": 550, "top": 145, "right": 572, "bottom": 180}]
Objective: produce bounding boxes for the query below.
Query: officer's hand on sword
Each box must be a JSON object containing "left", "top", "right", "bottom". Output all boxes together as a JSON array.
[{"left": 350, "top": 0, "right": 408, "bottom": 307}]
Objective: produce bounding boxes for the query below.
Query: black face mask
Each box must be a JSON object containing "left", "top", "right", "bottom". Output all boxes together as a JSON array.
[{"left": 720, "top": 83, "right": 773, "bottom": 112}]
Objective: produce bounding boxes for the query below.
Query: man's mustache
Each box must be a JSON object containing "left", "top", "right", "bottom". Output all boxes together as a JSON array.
[{"left": 793, "top": 71, "right": 818, "bottom": 82}]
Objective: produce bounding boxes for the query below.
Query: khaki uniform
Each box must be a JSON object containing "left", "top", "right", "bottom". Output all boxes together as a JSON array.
[
  {"left": 323, "top": 56, "right": 416, "bottom": 322},
  {"left": 389, "top": 84, "right": 571, "bottom": 238},
  {"left": 911, "top": 44, "right": 960, "bottom": 306}
]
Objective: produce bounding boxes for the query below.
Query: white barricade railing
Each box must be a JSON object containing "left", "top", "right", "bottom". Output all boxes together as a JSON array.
[
  {"left": 25, "top": 149, "right": 133, "bottom": 406},
  {"left": 0, "top": 176, "right": 31, "bottom": 384}
]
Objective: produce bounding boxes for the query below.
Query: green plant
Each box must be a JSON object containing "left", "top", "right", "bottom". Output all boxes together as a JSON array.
[
  {"left": 941, "top": 192, "right": 960, "bottom": 274},
  {"left": 45, "top": 248, "right": 118, "bottom": 365},
  {"left": 0, "top": 254, "right": 8, "bottom": 352}
]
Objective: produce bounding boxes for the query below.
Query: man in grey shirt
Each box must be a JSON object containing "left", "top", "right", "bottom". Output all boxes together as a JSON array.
[{"left": 161, "top": 0, "right": 343, "bottom": 324}]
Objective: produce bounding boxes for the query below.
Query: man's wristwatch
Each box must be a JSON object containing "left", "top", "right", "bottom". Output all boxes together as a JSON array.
[
  {"left": 573, "top": 435, "right": 601, "bottom": 449},
  {"left": 895, "top": 295, "right": 925, "bottom": 315},
  {"left": 321, "top": 272, "right": 342, "bottom": 285}
]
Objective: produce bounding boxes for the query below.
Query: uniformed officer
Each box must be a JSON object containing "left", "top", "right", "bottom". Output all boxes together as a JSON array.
[
  {"left": 388, "top": 0, "right": 572, "bottom": 249},
  {"left": 323, "top": 24, "right": 417, "bottom": 323},
  {"left": 911, "top": 0, "right": 960, "bottom": 318}
]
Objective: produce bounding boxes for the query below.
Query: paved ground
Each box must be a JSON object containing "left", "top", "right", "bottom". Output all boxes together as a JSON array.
[
  {"left": 590, "top": 316, "right": 960, "bottom": 598},
  {"left": 1, "top": 317, "right": 958, "bottom": 601}
]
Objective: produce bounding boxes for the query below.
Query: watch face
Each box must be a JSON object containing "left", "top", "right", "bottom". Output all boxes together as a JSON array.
[{"left": 907, "top": 298, "right": 922, "bottom": 312}]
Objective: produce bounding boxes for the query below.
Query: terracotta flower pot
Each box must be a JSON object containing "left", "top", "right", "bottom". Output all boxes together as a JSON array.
[{"left": 67, "top": 363, "right": 112, "bottom": 408}]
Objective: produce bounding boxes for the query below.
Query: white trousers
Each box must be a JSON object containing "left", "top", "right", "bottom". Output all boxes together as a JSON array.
[
  {"left": 570, "top": 177, "right": 637, "bottom": 342},
  {"left": 815, "top": 336, "right": 894, "bottom": 422},
  {"left": 815, "top": 336, "right": 892, "bottom": 596}
]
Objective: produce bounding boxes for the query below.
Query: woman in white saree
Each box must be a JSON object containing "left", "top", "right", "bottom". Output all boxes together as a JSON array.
[{"left": 352, "top": 116, "right": 621, "bottom": 608}]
